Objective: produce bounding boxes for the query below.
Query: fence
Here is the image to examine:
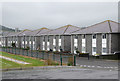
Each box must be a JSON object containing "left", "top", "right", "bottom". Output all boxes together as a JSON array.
[{"left": 1, "top": 47, "right": 76, "bottom": 66}]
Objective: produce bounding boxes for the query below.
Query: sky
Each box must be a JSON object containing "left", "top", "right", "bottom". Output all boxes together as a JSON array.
[{"left": 0, "top": 1, "right": 118, "bottom": 30}]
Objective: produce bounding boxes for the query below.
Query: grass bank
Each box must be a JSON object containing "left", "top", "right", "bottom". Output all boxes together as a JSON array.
[{"left": 0, "top": 51, "right": 59, "bottom": 69}]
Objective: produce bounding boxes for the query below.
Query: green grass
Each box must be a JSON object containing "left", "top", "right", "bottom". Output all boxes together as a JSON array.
[
  {"left": 0, "top": 51, "right": 46, "bottom": 69},
  {"left": 0, "top": 51, "right": 59, "bottom": 69},
  {"left": 1, "top": 58, "right": 22, "bottom": 69}
]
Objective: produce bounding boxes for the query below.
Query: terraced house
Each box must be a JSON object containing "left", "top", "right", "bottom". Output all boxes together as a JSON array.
[
  {"left": 40, "top": 25, "right": 80, "bottom": 52},
  {"left": 29, "top": 28, "right": 51, "bottom": 50},
  {"left": 1, "top": 20, "right": 120, "bottom": 56},
  {"left": 71, "top": 20, "right": 120, "bottom": 55},
  {"left": 5, "top": 30, "right": 31, "bottom": 48}
]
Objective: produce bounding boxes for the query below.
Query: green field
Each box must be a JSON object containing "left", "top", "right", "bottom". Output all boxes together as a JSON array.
[{"left": 0, "top": 51, "right": 59, "bottom": 69}]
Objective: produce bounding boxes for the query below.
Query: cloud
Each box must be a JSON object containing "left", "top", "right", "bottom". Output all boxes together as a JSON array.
[{"left": 1, "top": 2, "right": 118, "bottom": 30}]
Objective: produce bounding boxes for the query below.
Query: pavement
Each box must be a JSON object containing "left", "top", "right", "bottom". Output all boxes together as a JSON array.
[{"left": 0, "top": 55, "right": 30, "bottom": 64}]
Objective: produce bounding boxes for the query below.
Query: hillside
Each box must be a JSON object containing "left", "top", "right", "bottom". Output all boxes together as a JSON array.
[{"left": 0, "top": 25, "right": 15, "bottom": 32}]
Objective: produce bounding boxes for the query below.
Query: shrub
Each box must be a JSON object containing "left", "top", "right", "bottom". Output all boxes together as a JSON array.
[
  {"left": 76, "top": 50, "right": 80, "bottom": 54},
  {"left": 26, "top": 46, "right": 30, "bottom": 50},
  {"left": 11, "top": 43, "right": 16, "bottom": 47},
  {"left": 94, "top": 53, "right": 100, "bottom": 56},
  {"left": 79, "top": 52, "right": 89, "bottom": 54},
  {"left": 67, "top": 57, "right": 73, "bottom": 66},
  {"left": 62, "top": 51, "right": 71, "bottom": 53},
  {"left": 46, "top": 59, "right": 59, "bottom": 65}
]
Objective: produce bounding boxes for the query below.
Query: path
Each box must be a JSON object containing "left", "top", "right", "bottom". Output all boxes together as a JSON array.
[{"left": 0, "top": 55, "right": 30, "bottom": 64}]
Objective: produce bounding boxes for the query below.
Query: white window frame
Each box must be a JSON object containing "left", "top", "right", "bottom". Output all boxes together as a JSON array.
[
  {"left": 102, "top": 34, "right": 107, "bottom": 55},
  {"left": 74, "top": 35, "right": 78, "bottom": 54},
  {"left": 53, "top": 36, "right": 56, "bottom": 51},
  {"left": 82, "top": 35, "right": 86, "bottom": 53},
  {"left": 47, "top": 41, "right": 50, "bottom": 51}
]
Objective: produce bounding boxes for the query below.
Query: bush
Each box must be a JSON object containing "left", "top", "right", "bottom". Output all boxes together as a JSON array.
[
  {"left": 63, "top": 51, "right": 71, "bottom": 53},
  {"left": 76, "top": 50, "right": 80, "bottom": 54},
  {"left": 11, "top": 43, "right": 16, "bottom": 47},
  {"left": 46, "top": 59, "right": 59, "bottom": 65},
  {"left": 26, "top": 46, "right": 30, "bottom": 50},
  {"left": 94, "top": 53, "right": 100, "bottom": 56},
  {"left": 67, "top": 57, "right": 73, "bottom": 66},
  {"left": 79, "top": 53, "right": 88, "bottom": 54}
]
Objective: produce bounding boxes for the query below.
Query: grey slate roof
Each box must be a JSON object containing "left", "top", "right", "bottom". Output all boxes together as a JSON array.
[
  {"left": 72, "top": 20, "right": 119, "bottom": 34},
  {"left": 6, "top": 32, "right": 16, "bottom": 37},
  {"left": 42, "top": 25, "right": 81, "bottom": 35},
  {"left": 6, "top": 29, "right": 31, "bottom": 37},
  {"left": 31, "top": 28, "right": 51, "bottom": 36},
  {"left": 1, "top": 31, "right": 11, "bottom": 37},
  {"left": 18, "top": 29, "right": 32, "bottom": 36}
]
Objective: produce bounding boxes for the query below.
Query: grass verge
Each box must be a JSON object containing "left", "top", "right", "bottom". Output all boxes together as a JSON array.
[{"left": 0, "top": 51, "right": 59, "bottom": 69}]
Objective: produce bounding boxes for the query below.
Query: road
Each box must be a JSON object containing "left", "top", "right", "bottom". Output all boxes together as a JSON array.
[{"left": 2, "top": 66, "right": 118, "bottom": 79}]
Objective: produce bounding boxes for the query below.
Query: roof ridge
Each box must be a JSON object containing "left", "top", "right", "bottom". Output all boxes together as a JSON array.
[
  {"left": 71, "top": 20, "right": 118, "bottom": 34},
  {"left": 34, "top": 27, "right": 48, "bottom": 31},
  {"left": 18, "top": 29, "right": 31, "bottom": 36},
  {"left": 63, "top": 25, "right": 69, "bottom": 34},
  {"left": 108, "top": 20, "right": 119, "bottom": 24},
  {"left": 75, "top": 20, "right": 112, "bottom": 32},
  {"left": 107, "top": 20, "right": 112, "bottom": 32},
  {"left": 36, "top": 28, "right": 49, "bottom": 35}
]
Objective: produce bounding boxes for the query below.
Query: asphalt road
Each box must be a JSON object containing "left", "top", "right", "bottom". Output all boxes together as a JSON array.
[{"left": 2, "top": 66, "right": 118, "bottom": 79}]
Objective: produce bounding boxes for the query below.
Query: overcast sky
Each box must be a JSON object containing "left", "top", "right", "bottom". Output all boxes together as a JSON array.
[{"left": 1, "top": 2, "right": 118, "bottom": 30}]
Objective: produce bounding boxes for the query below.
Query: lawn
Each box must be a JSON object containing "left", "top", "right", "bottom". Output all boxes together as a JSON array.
[
  {"left": 1, "top": 58, "right": 22, "bottom": 69},
  {"left": 0, "top": 51, "right": 59, "bottom": 69}
]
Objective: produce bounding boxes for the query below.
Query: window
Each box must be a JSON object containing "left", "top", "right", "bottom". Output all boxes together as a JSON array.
[
  {"left": 53, "top": 37, "right": 56, "bottom": 46},
  {"left": 60, "top": 46, "right": 62, "bottom": 49},
  {"left": 93, "top": 47, "right": 96, "bottom": 52},
  {"left": 82, "top": 35, "right": 86, "bottom": 53},
  {"left": 59, "top": 36, "right": 61, "bottom": 39},
  {"left": 54, "top": 36, "right": 56, "bottom": 39},
  {"left": 93, "top": 34, "right": 96, "bottom": 39},
  {"left": 43, "top": 36, "right": 45, "bottom": 41},
  {"left": 82, "top": 35, "right": 85, "bottom": 39},
  {"left": 75, "top": 35, "right": 78, "bottom": 39},
  {"left": 102, "top": 34, "right": 106, "bottom": 39},
  {"left": 82, "top": 47, "right": 85, "bottom": 52},
  {"left": 23, "top": 37, "right": 25, "bottom": 41},
  {"left": 59, "top": 38, "right": 61, "bottom": 46},
  {"left": 102, "top": 48, "right": 107, "bottom": 53},
  {"left": 48, "top": 36, "right": 49, "bottom": 41}
]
